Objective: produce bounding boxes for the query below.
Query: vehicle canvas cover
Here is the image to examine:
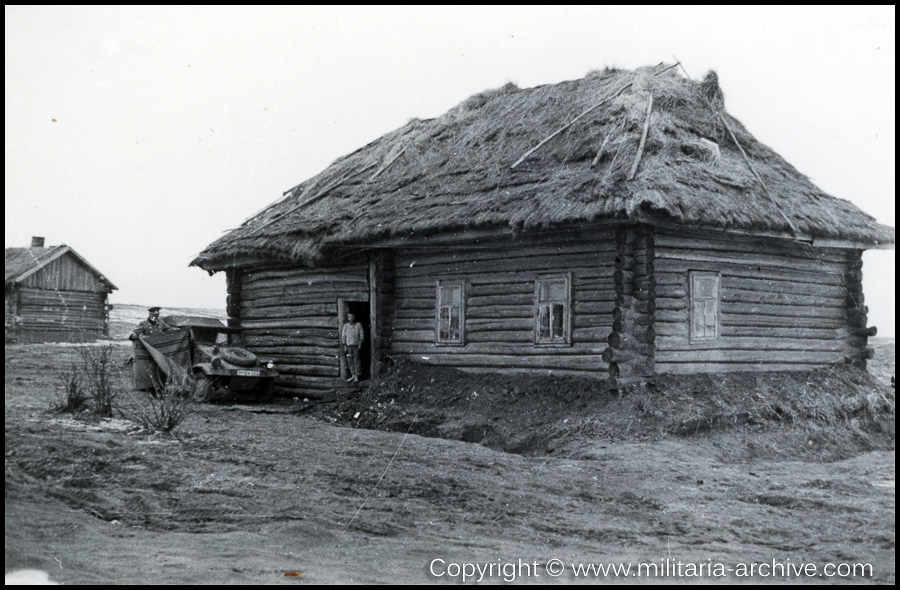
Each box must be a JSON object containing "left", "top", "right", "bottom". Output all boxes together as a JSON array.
[{"left": 132, "top": 329, "right": 191, "bottom": 390}]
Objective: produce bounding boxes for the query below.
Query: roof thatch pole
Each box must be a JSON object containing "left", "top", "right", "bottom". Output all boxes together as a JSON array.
[
  {"left": 675, "top": 59, "right": 800, "bottom": 237},
  {"left": 627, "top": 93, "right": 653, "bottom": 180},
  {"left": 510, "top": 62, "right": 680, "bottom": 170},
  {"left": 590, "top": 132, "right": 611, "bottom": 168}
]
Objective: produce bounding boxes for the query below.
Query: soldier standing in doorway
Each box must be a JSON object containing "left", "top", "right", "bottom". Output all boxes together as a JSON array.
[{"left": 341, "top": 312, "right": 365, "bottom": 382}]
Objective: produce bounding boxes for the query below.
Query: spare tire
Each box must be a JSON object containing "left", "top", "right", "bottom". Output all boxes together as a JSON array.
[{"left": 221, "top": 347, "right": 257, "bottom": 367}]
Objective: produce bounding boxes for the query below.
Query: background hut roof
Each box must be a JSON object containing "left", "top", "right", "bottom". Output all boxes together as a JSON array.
[
  {"left": 5, "top": 244, "right": 118, "bottom": 289},
  {"left": 193, "top": 64, "right": 894, "bottom": 269}
]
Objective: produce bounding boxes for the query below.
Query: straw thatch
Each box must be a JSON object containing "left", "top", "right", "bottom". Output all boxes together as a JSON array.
[{"left": 193, "top": 64, "right": 894, "bottom": 270}]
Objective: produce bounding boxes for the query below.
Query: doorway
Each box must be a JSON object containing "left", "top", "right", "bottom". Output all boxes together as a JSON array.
[{"left": 338, "top": 299, "right": 371, "bottom": 381}]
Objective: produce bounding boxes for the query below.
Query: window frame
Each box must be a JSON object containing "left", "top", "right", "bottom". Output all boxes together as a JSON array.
[
  {"left": 534, "top": 272, "right": 573, "bottom": 347},
  {"left": 689, "top": 270, "right": 720, "bottom": 343},
  {"left": 434, "top": 279, "right": 466, "bottom": 346}
]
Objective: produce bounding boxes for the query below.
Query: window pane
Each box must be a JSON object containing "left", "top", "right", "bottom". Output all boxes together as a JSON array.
[
  {"left": 538, "top": 305, "right": 550, "bottom": 338},
  {"left": 540, "top": 280, "right": 566, "bottom": 301},
  {"left": 551, "top": 303, "right": 564, "bottom": 338},
  {"left": 440, "top": 286, "right": 460, "bottom": 306},
  {"left": 703, "top": 300, "right": 717, "bottom": 334}
]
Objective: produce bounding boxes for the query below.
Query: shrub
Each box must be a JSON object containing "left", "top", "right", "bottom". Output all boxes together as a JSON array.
[
  {"left": 78, "top": 344, "right": 121, "bottom": 417},
  {"left": 122, "top": 369, "right": 202, "bottom": 433},
  {"left": 52, "top": 363, "right": 88, "bottom": 413}
]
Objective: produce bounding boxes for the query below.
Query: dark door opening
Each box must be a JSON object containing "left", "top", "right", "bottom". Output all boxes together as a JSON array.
[{"left": 343, "top": 300, "right": 371, "bottom": 381}]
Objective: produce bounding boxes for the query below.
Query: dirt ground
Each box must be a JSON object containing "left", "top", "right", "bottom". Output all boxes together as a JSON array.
[{"left": 5, "top": 339, "right": 895, "bottom": 584}]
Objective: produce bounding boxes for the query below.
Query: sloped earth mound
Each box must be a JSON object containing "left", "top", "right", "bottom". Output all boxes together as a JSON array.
[{"left": 311, "top": 361, "right": 895, "bottom": 461}]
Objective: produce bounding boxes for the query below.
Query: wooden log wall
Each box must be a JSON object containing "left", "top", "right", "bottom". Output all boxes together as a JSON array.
[
  {"left": 13, "top": 287, "right": 107, "bottom": 339},
  {"left": 390, "top": 231, "right": 615, "bottom": 374},
  {"left": 653, "top": 228, "right": 862, "bottom": 373},
  {"left": 603, "top": 225, "right": 655, "bottom": 383},
  {"left": 236, "top": 258, "right": 369, "bottom": 397}
]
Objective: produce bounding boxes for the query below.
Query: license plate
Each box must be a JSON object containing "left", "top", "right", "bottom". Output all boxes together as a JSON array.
[{"left": 235, "top": 370, "right": 261, "bottom": 377}]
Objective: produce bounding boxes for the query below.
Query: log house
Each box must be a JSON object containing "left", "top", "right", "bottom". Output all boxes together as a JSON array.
[
  {"left": 192, "top": 66, "right": 893, "bottom": 396},
  {"left": 5, "top": 237, "right": 117, "bottom": 342}
]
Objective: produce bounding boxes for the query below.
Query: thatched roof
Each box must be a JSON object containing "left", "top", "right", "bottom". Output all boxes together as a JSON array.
[
  {"left": 5, "top": 244, "right": 117, "bottom": 289},
  {"left": 193, "top": 64, "right": 894, "bottom": 270}
]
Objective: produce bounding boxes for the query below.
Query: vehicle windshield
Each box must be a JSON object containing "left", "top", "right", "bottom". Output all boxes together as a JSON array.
[{"left": 192, "top": 328, "right": 229, "bottom": 345}]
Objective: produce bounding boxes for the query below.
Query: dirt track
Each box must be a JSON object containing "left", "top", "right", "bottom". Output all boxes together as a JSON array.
[{"left": 5, "top": 341, "right": 896, "bottom": 584}]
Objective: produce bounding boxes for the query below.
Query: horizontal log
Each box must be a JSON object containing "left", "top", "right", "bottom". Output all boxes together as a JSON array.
[
  {"left": 572, "top": 326, "right": 613, "bottom": 342},
  {"left": 241, "top": 303, "right": 338, "bottom": 318},
  {"left": 465, "top": 318, "right": 537, "bottom": 331},
  {"left": 719, "top": 315, "right": 846, "bottom": 329},
  {"left": 394, "top": 271, "right": 610, "bottom": 291},
  {"left": 721, "top": 291, "right": 845, "bottom": 308},
  {"left": 390, "top": 329, "right": 436, "bottom": 343},
  {"left": 242, "top": 292, "right": 366, "bottom": 307},
  {"left": 656, "top": 361, "right": 840, "bottom": 374},
  {"left": 250, "top": 345, "right": 339, "bottom": 357},
  {"left": 574, "top": 301, "right": 616, "bottom": 315},
  {"left": 244, "top": 266, "right": 367, "bottom": 283},
  {"left": 468, "top": 293, "right": 534, "bottom": 307},
  {"left": 654, "top": 249, "right": 849, "bottom": 275},
  {"left": 466, "top": 307, "right": 533, "bottom": 320},
  {"left": 240, "top": 318, "right": 338, "bottom": 330},
  {"left": 272, "top": 365, "right": 340, "bottom": 378},
  {"left": 390, "top": 342, "right": 604, "bottom": 357},
  {"left": 393, "top": 352, "right": 608, "bottom": 372},
  {"left": 719, "top": 326, "right": 849, "bottom": 340},
  {"left": 394, "top": 298, "right": 436, "bottom": 310},
  {"left": 654, "top": 260, "right": 846, "bottom": 286},
  {"left": 655, "top": 336, "right": 848, "bottom": 353},
  {"left": 468, "top": 331, "right": 533, "bottom": 343},
  {"left": 395, "top": 264, "right": 611, "bottom": 283},
  {"left": 654, "top": 297, "right": 687, "bottom": 312},
  {"left": 245, "top": 336, "right": 338, "bottom": 348},
  {"left": 242, "top": 283, "right": 369, "bottom": 298},
  {"left": 17, "top": 288, "right": 105, "bottom": 299},
  {"left": 242, "top": 327, "right": 338, "bottom": 340},
  {"left": 394, "top": 240, "right": 616, "bottom": 268},
  {"left": 263, "top": 357, "right": 338, "bottom": 369},
  {"left": 655, "top": 349, "right": 845, "bottom": 364},
  {"left": 654, "top": 230, "right": 851, "bottom": 263},
  {"left": 719, "top": 303, "right": 847, "bottom": 319},
  {"left": 724, "top": 276, "right": 849, "bottom": 297}
]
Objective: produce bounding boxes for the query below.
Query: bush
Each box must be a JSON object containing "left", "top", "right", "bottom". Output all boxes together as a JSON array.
[
  {"left": 122, "top": 369, "right": 203, "bottom": 433},
  {"left": 52, "top": 363, "right": 88, "bottom": 413},
  {"left": 78, "top": 344, "right": 121, "bottom": 417}
]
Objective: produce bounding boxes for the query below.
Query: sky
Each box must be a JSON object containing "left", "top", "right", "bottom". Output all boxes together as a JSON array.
[{"left": 5, "top": 6, "right": 895, "bottom": 335}]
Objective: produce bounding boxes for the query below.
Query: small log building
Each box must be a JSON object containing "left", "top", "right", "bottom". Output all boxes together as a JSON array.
[
  {"left": 192, "top": 65, "right": 894, "bottom": 397},
  {"left": 5, "top": 237, "right": 117, "bottom": 342}
]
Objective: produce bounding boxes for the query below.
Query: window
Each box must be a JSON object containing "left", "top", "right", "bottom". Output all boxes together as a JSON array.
[
  {"left": 435, "top": 280, "right": 465, "bottom": 345},
  {"left": 535, "top": 273, "right": 572, "bottom": 346},
  {"left": 690, "top": 271, "right": 719, "bottom": 341}
]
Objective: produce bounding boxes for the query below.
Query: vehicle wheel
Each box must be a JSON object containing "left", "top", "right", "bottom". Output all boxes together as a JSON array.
[
  {"left": 195, "top": 374, "right": 226, "bottom": 402},
  {"left": 220, "top": 347, "right": 257, "bottom": 367}
]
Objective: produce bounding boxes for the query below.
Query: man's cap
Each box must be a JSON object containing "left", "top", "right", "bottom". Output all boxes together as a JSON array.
[{"left": 148, "top": 306, "right": 162, "bottom": 313}]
